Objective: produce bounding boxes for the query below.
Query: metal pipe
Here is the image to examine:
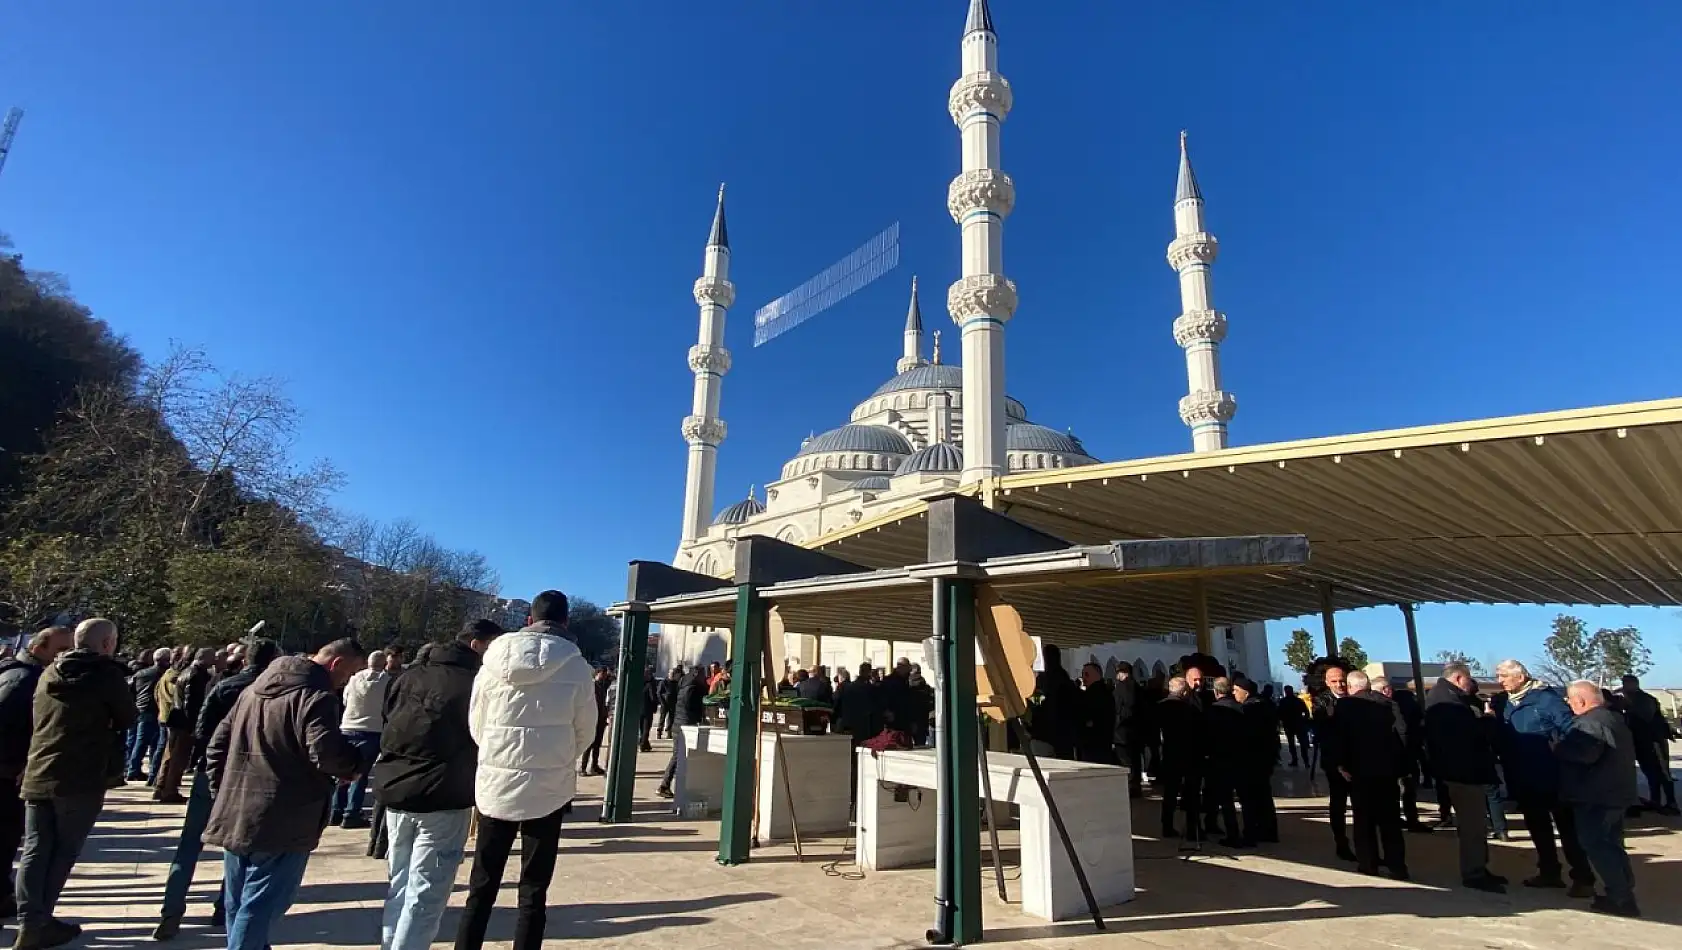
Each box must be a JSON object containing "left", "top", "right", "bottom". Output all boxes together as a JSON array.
[{"left": 926, "top": 577, "right": 954, "bottom": 945}]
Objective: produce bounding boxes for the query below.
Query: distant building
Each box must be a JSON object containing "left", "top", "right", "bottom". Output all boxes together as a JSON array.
[{"left": 1364, "top": 661, "right": 1445, "bottom": 689}]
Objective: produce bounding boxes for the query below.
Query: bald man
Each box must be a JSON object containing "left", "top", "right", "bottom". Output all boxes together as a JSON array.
[
  {"left": 14, "top": 619, "right": 135, "bottom": 948},
  {"left": 1556, "top": 681, "right": 1642, "bottom": 917}
]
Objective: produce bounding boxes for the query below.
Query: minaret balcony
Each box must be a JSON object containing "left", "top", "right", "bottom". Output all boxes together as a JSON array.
[
  {"left": 681, "top": 415, "right": 727, "bottom": 445},
  {"left": 948, "top": 71, "right": 1013, "bottom": 125},
  {"left": 1166, "top": 233, "right": 1219, "bottom": 270},
  {"left": 947, "top": 169, "right": 1016, "bottom": 222},
  {"left": 1172, "top": 309, "right": 1228, "bottom": 347},
  {"left": 1178, "top": 390, "right": 1237, "bottom": 426},
  {"left": 688, "top": 344, "right": 732, "bottom": 375},
  {"left": 947, "top": 274, "right": 1018, "bottom": 325},
  {"left": 692, "top": 276, "right": 736, "bottom": 309}
]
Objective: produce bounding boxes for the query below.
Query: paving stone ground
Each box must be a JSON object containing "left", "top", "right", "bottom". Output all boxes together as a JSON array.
[{"left": 19, "top": 744, "right": 1681, "bottom": 949}]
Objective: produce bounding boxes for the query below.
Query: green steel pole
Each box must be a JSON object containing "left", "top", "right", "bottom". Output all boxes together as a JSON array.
[
  {"left": 718, "top": 584, "right": 766, "bottom": 865},
  {"left": 601, "top": 609, "right": 650, "bottom": 824},
  {"left": 945, "top": 579, "right": 983, "bottom": 944}
]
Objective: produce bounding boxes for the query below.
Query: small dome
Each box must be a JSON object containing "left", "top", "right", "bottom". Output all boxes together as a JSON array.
[
  {"left": 854, "top": 475, "right": 891, "bottom": 491},
  {"left": 872, "top": 363, "right": 966, "bottom": 396},
  {"left": 796, "top": 424, "right": 913, "bottom": 457},
  {"left": 712, "top": 495, "right": 766, "bottom": 526},
  {"left": 895, "top": 442, "right": 964, "bottom": 476},
  {"left": 1006, "top": 423, "right": 1092, "bottom": 456}
]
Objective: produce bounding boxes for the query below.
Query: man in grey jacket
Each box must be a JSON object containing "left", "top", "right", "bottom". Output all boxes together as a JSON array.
[
  {"left": 203, "top": 638, "right": 365, "bottom": 950},
  {"left": 1556, "top": 681, "right": 1641, "bottom": 919}
]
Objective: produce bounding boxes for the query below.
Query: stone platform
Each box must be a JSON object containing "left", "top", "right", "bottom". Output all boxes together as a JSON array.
[{"left": 22, "top": 744, "right": 1682, "bottom": 949}]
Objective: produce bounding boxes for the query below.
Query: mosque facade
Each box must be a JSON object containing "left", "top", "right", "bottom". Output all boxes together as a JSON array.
[{"left": 657, "top": 0, "right": 1271, "bottom": 684}]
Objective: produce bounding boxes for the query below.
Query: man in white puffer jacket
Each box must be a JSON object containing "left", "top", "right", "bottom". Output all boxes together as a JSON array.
[{"left": 455, "top": 590, "right": 597, "bottom": 950}]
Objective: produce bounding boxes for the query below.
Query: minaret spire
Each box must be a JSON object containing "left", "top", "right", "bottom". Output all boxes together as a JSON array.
[
  {"left": 1167, "top": 133, "right": 1236, "bottom": 451},
  {"left": 948, "top": 0, "right": 1016, "bottom": 484},
  {"left": 679, "top": 185, "right": 735, "bottom": 542},
  {"left": 897, "top": 276, "right": 925, "bottom": 373}
]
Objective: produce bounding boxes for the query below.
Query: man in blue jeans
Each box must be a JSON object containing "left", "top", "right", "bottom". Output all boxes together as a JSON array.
[
  {"left": 152, "top": 638, "right": 280, "bottom": 941},
  {"left": 1556, "top": 680, "right": 1642, "bottom": 918},
  {"left": 126, "top": 648, "right": 172, "bottom": 782},
  {"left": 331, "top": 651, "right": 390, "bottom": 829},
  {"left": 203, "top": 639, "right": 366, "bottom": 950}
]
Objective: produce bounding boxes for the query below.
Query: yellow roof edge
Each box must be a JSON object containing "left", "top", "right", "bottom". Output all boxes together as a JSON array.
[{"left": 1003, "top": 396, "right": 1682, "bottom": 491}]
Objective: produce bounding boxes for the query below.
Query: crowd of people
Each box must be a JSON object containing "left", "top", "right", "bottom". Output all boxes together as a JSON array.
[
  {"left": 0, "top": 610, "right": 1677, "bottom": 947},
  {"left": 0, "top": 589, "right": 601, "bottom": 950}
]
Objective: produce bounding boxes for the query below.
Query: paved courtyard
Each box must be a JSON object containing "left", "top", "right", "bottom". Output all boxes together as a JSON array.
[{"left": 23, "top": 745, "right": 1681, "bottom": 950}]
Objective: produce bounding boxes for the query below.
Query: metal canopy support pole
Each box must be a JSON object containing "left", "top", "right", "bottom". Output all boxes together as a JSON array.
[
  {"left": 1318, "top": 582, "right": 1338, "bottom": 657},
  {"left": 718, "top": 584, "right": 767, "bottom": 865},
  {"left": 1399, "top": 603, "right": 1424, "bottom": 692},
  {"left": 1190, "top": 578, "right": 1213, "bottom": 656},
  {"left": 602, "top": 608, "right": 651, "bottom": 824},
  {"left": 945, "top": 579, "right": 983, "bottom": 946}
]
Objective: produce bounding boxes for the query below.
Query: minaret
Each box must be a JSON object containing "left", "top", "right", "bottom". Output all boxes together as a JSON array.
[
  {"left": 897, "top": 277, "right": 925, "bottom": 373},
  {"left": 679, "top": 185, "right": 734, "bottom": 542},
  {"left": 947, "top": 0, "right": 1016, "bottom": 483},
  {"left": 1168, "top": 132, "right": 1236, "bottom": 452}
]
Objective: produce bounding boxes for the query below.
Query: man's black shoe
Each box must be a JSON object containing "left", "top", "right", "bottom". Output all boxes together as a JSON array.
[
  {"left": 1463, "top": 874, "right": 1506, "bottom": 894},
  {"left": 1335, "top": 842, "right": 1357, "bottom": 862},
  {"left": 152, "top": 915, "right": 181, "bottom": 941},
  {"left": 655, "top": 786, "right": 674, "bottom": 799},
  {"left": 1387, "top": 865, "right": 1411, "bottom": 882},
  {"left": 1218, "top": 837, "right": 1253, "bottom": 849},
  {"left": 208, "top": 905, "right": 225, "bottom": 929},
  {"left": 1523, "top": 873, "right": 1566, "bottom": 889},
  {"left": 340, "top": 816, "right": 370, "bottom": 830},
  {"left": 1590, "top": 895, "right": 1641, "bottom": 918}
]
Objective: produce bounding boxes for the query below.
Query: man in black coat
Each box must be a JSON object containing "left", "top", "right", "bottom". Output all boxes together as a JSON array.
[
  {"left": 1277, "top": 686, "right": 1307, "bottom": 767},
  {"left": 656, "top": 668, "right": 681, "bottom": 740},
  {"left": 1309, "top": 661, "right": 1356, "bottom": 861},
  {"left": 1333, "top": 671, "right": 1409, "bottom": 879},
  {"left": 153, "top": 637, "right": 282, "bottom": 939},
  {"left": 1203, "top": 678, "right": 1250, "bottom": 846},
  {"left": 1111, "top": 664, "right": 1147, "bottom": 797},
  {"left": 373, "top": 620, "right": 502, "bottom": 948},
  {"left": 639, "top": 666, "right": 660, "bottom": 753},
  {"left": 1027, "top": 645, "right": 1077, "bottom": 759},
  {"left": 1618, "top": 675, "right": 1679, "bottom": 815},
  {"left": 1376, "top": 676, "right": 1432, "bottom": 833},
  {"left": 656, "top": 665, "right": 710, "bottom": 798},
  {"left": 834, "top": 663, "right": 879, "bottom": 741},
  {"left": 1423, "top": 663, "right": 1507, "bottom": 893},
  {"left": 1156, "top": 677, "right": 1208, "bottom": 841},
  {"left": 0, "top": 627, "right": 73, "bottom": 922},
  {"left": 1234, "top": 677, "right": 1280, "bottom": 843},
  {"left": 1074, "top": 663, "right": 1114, "bottom": 764},
  {"left": 126, "top": 648, "right": 171, "bottom": 783}
]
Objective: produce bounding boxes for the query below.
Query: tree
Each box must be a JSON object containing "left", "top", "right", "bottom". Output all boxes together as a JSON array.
[
  {"left": 1590, "top": 626, "right": 1652, "bottom": 683},
  {"left": 1337, "top": 637, "right": 1369, "bottom": 670},
  {"left": 1432, "top": 650, "right": 1487, "bottom": 677},
  {"left": 1536, "top": 614, "right": 1599, "bottom": 685},
  {"left": 1282, "top": 628, "right": 1317, "bottom": 672},
  {"left": 568, "top": 599, "right": 620, "bottom": 665}
]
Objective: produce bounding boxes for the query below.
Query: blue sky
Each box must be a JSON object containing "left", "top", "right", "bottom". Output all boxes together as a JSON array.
[{"left": 4, "top": 2, "right": 1680, "bottom": 680}]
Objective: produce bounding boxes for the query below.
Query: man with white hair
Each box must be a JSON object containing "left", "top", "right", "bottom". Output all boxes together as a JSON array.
[
  {"left": 1556, "top": 681, "right": 1641, "bottom": 917},
  {"left": 1493, "top": 658, "right": 1595, "bottom": 896},
  {"left": 1333, "top": 669, "right": 1410, "bottom": 879},
  {"left": 14, "top": 619, "right": 134, "bottom": 950},
  {"left": 331, "top": 650, "right": 390, "bottom": 829}
]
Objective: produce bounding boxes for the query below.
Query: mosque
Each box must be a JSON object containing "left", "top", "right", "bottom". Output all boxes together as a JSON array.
[{"left": 657, "top": 0, "right": 1272, "bottom": 683}]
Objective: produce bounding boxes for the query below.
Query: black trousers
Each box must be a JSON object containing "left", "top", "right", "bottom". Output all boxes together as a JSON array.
[
  {"left": 581, "top": 717, "right": 608, "bottom": 771},
  {"left": 1283, "top": 727, "right": 1305, "bottom": 765},
  {"left": 1236, "top": 773, "right": 1278, "bottom": 842},
  {"left": 1636, "top": 738, "right": 1676, "bottom": 806},
  {"left": 1350, "top": 775, "right": 1405, "bottom": 871},
  {"left": 1400, "top": 765, "right": 1422, "bottom": 826},
  {"left": 657, "top": 704, "right": 675, "bottom": 738},
  {"left": 454, "top": 805, "right": 566, "bottom": 950},
  {"left": 1323, "top": 768, "right": 1351, "bottom": 845},
  {"left": 0, "top": 777, "right": 22, "bottom": 903},
  {"left": 1159, "top": 765, "right": 1203, "bottom": 838},
  {"left": 1113, "top": 741, "right": 1144, "bottom": 795},
  {"left": 1205, "top": 774, "right": 1241, "bottom": 841},
  {"left": 1517, "top": 796, "right": 1594, "bottom": 884},
  {"left": 638, "top": 709, "right": 655, "bottom": 747}
]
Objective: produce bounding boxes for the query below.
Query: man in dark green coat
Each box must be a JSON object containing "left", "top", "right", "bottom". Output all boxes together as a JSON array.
[{"left": 14, "top": 618, "right": 135, "bottom": 950}]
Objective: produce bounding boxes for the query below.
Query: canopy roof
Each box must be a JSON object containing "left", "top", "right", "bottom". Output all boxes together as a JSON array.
[{"left": 806, "top": 398, "right": 1682, "bottom": 620}]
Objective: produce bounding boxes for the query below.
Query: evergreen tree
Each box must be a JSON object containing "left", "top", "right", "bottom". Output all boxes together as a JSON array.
[
  {"left": 1337, "top": 637, "right": 1369, "bottom": 669},
  {"left": 1536, "top": 614, "right": 1599, "bottom": 684},
  {"left": 1590, "top": 626, "right": 1652, "bottom": 682},
  {"left": 1282, "top": 628, "right": 1317, "bottom": 672}
]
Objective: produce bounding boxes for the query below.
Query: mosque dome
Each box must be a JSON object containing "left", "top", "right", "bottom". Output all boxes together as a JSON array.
[
  {"left": 853, "top": 475, "right": 892, "bottom": 491},
  {"left": 712, "top": 494, "right": 766, "bottom": 526},
  {"left": 797, "top": 424, "right": 914, "bottom": 457},
  {"left": 1006, "top": 423, "right": 1093, "bottom": 457},
  {"left": 872, "top": 363, "right": 965, "bottom": 397},
  {"left": 895, "top": 442, "right": 964, "bottom": 476}
]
